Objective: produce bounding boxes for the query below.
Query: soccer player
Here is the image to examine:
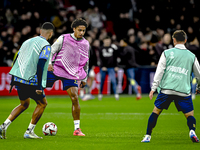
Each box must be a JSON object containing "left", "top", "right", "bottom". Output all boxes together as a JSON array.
[
  {"left": 0, "top": 22, "right": 54, "bottom": 139},
  {"left": 119, "top": 38, "right": 142, "bottom": 100},
  {"left": 98, "top": 36, "right": 119, "bottom": 100},
  {"left": 141, "top": 30, "right": 200, "bottom": 143},
  {"left": 47, "top": 18, "right": 89, "bottom": 136}
]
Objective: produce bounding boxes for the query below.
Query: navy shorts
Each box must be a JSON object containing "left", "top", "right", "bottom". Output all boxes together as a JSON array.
[
  {"left": 154, "top": 92, "right": 194, "bottom": 113},
  {"left": 15, "top": 84, "right": 45, "bottom": 101},
  {"left": 46, "top": 71, "right": 78, "bottom": 90}
]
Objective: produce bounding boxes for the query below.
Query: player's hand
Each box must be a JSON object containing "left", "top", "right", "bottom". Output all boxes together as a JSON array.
[
  {"left": 48, "top": 64, "right": 54, "bottom": 71},
  {"left": 196, "top": 89, "right": 200, "bottom": 94},
  {"left": 149, "top": 90, "right": 155, "bottom": 100},
  {"left": 114, "top": 67, "right": 118, "bottom": 72},
  {"left": 80, "top": 81, "right": 86, "bottom": 88},
  {"left": 102, "top": 67, "right": 107, "bottom": 71},
  {"left": 36, "top": 90, "right": 43, "bottom": 95}
]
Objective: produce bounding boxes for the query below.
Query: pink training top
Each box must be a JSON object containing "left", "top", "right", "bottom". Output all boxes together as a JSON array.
[{"left": 52, "top": 34, "right": 89, "bottom": 80}]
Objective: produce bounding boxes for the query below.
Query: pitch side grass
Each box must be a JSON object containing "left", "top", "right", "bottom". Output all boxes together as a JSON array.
[{"left": 0, "top": 94, "right": 199, "bottom": 150}]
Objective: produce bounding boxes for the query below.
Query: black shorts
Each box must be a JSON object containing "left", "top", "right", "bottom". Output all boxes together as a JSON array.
[{"left": 15, "top": 84, "right": 45, "bottom": 101}]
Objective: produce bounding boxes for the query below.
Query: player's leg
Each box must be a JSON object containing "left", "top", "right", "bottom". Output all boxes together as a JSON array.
[
  {"left": 141, "top": 106, "right": 162, "bottom": 143},
  {"left": 126, "top": 68, "right": 141, "bottom": 100},
  {"left": 147, "top": 106, "right": 162, "bottom": 134},
  {"left": 67, "top": 87, "right": 85, "bottom": 136},
  {"left": 175, "top": 96, "right": 199, "bottom": 142},
  {"left": 107, "top": 68, "right": 119, "bottom": 100},
  {"left": 0, "top": 98, "right": 30, "bottom": 139},
  {"left": 185, "top": 111, "right": 199, "bottom": 142},
  {"left": 67, "top": 87, "right": 80, "bottom": 120},
  {"left": 24, "top": 88, "right": 47, "bottom": 139},
  {"left": 0, "top": 85, "right": 30, "bottom": 139},
  {"left": 98, "top": 69, "right": 106, "bottom": 100},
  {"left": 31, "top": 97, "right": 47, "bottom": 125},
  {"left": 142, "top": 93, "right": 172, "bottom": 142},
  {"left": 61, "top": 78, "right": 84, "bottom": 135}
]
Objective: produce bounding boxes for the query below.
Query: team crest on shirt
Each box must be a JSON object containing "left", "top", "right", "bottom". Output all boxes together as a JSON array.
[{"left": 169, "top": 52, "right": 174, "bottom": 59}]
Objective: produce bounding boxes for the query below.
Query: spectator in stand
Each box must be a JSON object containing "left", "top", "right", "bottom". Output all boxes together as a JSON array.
[
  {"left": 118, "top": 38, "right": 142, "bottom": 100},
  {"left": 186, "top": 26, "right": 196, "bottom": 43},
  {"left": 186, "top": 36, "right": 200, "bottom": 61},
  {"left": 4, "top": 34, "right": 20, "bottom": 66},
  {"left": 98, "top": 36, "right": 119, "bottom": 100},
  {"left": 0, "top": 0, "right": 200, "bottom": 71},
  {"left": 137, "top": 41, "right": 150, "bottom": 66},
  {"left": 0, "top": 40, "right": 7, "bottom": 66},
  {"left": 148, "top": 33, "right": 160, "bottom": 66},
  {"left": 155, "top": 33, "right": 173, "bottom": 57},
  {"left": 88, "top": 6, "right": 106, "bottom": 29}
]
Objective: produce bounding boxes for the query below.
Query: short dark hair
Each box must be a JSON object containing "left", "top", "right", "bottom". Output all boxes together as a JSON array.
[
  {"left": 41, "top": 22, "right": 54, "bottom": 30},
  {"left": 71, "top": 18, "right": 88, "bottom": 29},
  {"left": 172, "top": 30, "right": 187, "bottom": 42}
]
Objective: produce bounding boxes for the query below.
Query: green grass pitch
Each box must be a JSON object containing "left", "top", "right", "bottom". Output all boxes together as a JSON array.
[{"left": 0, "top": 94, "right": 200, "bottom": 150}]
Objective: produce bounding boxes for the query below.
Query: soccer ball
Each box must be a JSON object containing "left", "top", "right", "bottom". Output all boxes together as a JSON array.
[{"left": 42, "top": 122, "right": 57, "bottom": 136}]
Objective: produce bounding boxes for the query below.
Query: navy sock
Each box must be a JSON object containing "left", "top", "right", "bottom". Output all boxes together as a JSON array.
[
  {"left": 187, "top": 116, "right": 196, "bottom": 131},
  {"left": 146, "top": 112, "right": 159, "bottom": 135}
]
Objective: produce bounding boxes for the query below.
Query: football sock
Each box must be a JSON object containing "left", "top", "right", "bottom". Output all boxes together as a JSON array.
[
  {"left": 187, "top": 116, "right": 196, "bottom": 131},
  {"left": 2, "top": 119, "right": 11, "bottom": 130},
  {"left": 74, "top": 120, "right": 80, "bottom": 130},
  {"left": 27, "top": 123, "right": 36, "bottom": 133},
  {"left": 146, "top": 112, "right": 159, "bottom": 135}
]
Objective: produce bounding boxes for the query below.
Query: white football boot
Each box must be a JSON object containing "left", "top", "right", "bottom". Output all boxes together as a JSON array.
[
  {"left": 141, "top": 135, "right": 151, "bottom": 143},
  {"left": 24, "top": 131, "right": 43, "bottom": 139}
]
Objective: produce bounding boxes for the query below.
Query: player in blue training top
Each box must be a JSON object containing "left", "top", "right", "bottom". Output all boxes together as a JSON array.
[
  {"left": 141, "top": 30, "right": 200, "bottom": 143},
  {"left": 0, "top": 22, "right": 54, "bottom": 139}
]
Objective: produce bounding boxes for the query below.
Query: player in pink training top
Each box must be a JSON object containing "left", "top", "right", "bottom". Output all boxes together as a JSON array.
[{"left": 47, "top": 18, "right": 89, "bottom": 136}]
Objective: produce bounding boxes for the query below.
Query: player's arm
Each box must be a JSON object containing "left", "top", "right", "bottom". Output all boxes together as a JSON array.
[
  {"left": 192, "top": 57, "right": 200, "bottom": 93},
  {"left": 48, "top": 35, "right": 64, "bottom": 71},
  {"left": 36, "top": 45, "right": 51, "bottom": 94},
  {"left": 150, "top": 52, "right": 166, "bottom": 99},
  {"left": 36, "top": 59, "right": 46, "bottom": 92}
]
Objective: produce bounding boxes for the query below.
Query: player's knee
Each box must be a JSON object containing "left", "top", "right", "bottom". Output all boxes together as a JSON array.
[
  {"left": 71, "top": 93, "right": 79, "bottom": 104},
  {"left": 71, "top": 95, "right": 78, "bottom": 102},
  {"left": 184, "top": 110, "right": 194, "bottom": 118},
  {"left": 152, "top": 106, "right": 162, "bottom": 115},
  {"left": 21, "top": 101, "right": 30, "bottom": 110},
  {"left": 42, "top": 101, "right": 48, "bottom": 108},
  {"left": 38, "top": 99, "right": 48, "bottom": 108}
]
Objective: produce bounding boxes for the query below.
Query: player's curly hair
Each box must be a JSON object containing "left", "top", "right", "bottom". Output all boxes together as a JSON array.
[
  {"left": 172, "top": 30, "right": 187, "bottom": 42},
  {"left": 71, "top": 18, "right": 88, "bottom": 29}
]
